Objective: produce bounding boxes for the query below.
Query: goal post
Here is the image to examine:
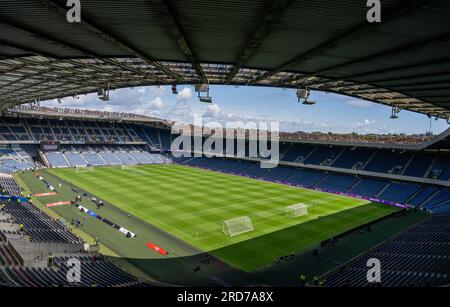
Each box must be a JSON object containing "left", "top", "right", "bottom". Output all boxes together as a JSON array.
[
  {"left": 75, "top": 166, "right": 94, "bottom": 173},
  {"left": 223, "top": 216, "right": 254, "bottom": 237},
  {"left": 286, "top": 203, "right": 308, "bottom": 218}
]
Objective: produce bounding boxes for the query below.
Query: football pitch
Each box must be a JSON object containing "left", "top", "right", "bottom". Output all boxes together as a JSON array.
[{"left": 48, "top": 164, "right": 399, "bottom": 271}]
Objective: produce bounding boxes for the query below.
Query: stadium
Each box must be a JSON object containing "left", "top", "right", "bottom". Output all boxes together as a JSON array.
[{"left": 0, "top": 0, "right": 449, "bottom": 289}]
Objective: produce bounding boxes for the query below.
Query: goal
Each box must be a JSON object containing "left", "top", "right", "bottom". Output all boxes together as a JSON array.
[
  {"left": 223, "top": 216, "right": 254, "bottom": 237},
  {"left": 286, "top": 203, "right": 308, "bottom": 218},
  {"left": 75, "top": 166, "right": 94, "bottom": 173}
]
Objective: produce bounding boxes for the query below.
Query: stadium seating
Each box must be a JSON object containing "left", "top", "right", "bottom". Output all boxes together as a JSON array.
[
  {"left": 364, "top": 150, "right": 413, "bottom": 173},
  {"left": 0, "top": 176, "right": 22, "bottom": 195},
  {"left": 83, "top": 152, "right": 107, "bottom": 166},
  {"left": 378, "top": 183, "right": 422, "bottom": 203},
  {"left": 142, "top": 127, "right": 161, "bottom": 148},
  {"left": 0, "top": 148, "right": 35, "bottom": 174},
  {"left": 0, "top": 177, "right": 146, "bottom": 287},
  {"left": 402, "top": 152, "right": 435, "bottom": 177},
  {"left": 289, "top": 170, "right": 328, "bottom": 187},
  {"left": 304, "top": 146, "right": 344, "bottom": 166},
  {"left": 281, "top": 143, "right": 316, "bottom": 163},
  {"left": 159, "top": 130, "right": 172, "bottom": 151},
  {"left": 44, "top": 152, "right": 70, "bottom": 168},
  {"left": 348, "top": 179, "right": 388, "bottom": 198},
  {"left": 421, "top": 189, "right": 450, "bottom": 211},
  {"left": 324, "top": 214, "right": 450, "bottom": 287},
  {"left": 4, "top": 201, "right": 80, "bottom": 244},
  {"left": 429, "top": 155, "right": 450, "bottom": 180},
  {"left": 332, "top": 147, "right": 374, "bottom": 169},
  {"left": 130, "top": 151, "right": 153, "bottom": 164},
  {"left": 408, "top": 187, "right": 440, "bottom": 207},
  {"left": 114, "top": 152, "right": 138, "bottom": 165},
  {"left": 64, "top": 152, "right": 88, "bottom": 167},
  {"left": 317, "top": 174, "right": 358, "bottom": 192},
  {"left": 99, "top": 152, "right": 123, "bottom": 165},
  {"left": 41, "top": 145, "right": 171, "bottom": 168},
  {"left": 261, "top": 166, "right": 299, "bottom": 182}
]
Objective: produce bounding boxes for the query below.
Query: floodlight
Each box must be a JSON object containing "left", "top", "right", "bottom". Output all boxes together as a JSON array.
[
  {"left": 297, "top": 88, "right": 309, "bottom": 99},
  {"left": 196, "top": 83, "right": 212, "bottom": 103},
  {"left": 98, "top": 84, "right": 110, "bottom": 101},
  {"left": 99, "top": 94, "right": 110, "bottom": 101},
  {"left": 199, "top": 96, "right": 213, "bottom": 103},
  {"left": 302, "top": 99, "right": 316, "bottom": 105},
  {"left": 297, "top": 87, "right": 315, "bottom": 104},
  {"left": 390, "top": 105, "right": 400, "bottom": 119}
]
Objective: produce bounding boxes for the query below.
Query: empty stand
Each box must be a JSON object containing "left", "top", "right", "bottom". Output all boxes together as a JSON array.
[{"left": 324, "top": 214, "right": 450, "bottom": 287}]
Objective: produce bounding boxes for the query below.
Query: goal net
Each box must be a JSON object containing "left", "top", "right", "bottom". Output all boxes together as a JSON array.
[
  {"left": 75, "top": 166, "right": 94, "bottom": 173},
  {"left": 223, "top": 216, "right": 254, "bottom": 237},
  {"left": 286, "top": 203, "right": 308, "bottom": 218}
]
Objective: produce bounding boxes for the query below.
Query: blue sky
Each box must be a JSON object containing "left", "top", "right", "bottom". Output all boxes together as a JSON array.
[{"left": 42, "top": 85, "right": 449, "bottom": 135}]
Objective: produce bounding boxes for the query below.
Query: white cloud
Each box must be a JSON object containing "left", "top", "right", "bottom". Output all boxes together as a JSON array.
[
  {"left": 203, "top": 104, "right": 221, "bottom": 118},
  {"left": 149, "top": 97, "right": 165, "bottom": 110},
  {"left": 345, "top": 100, "right": 374, "bottom": 109},
  {"left": 148, "top": 86, "right": 167, "bottom": 96},
  {"left": 177, "top": 87, "right": 193, "bottom": 100},
  {"left": 356, "top": 118, "right": 377, "bottom": 127}
]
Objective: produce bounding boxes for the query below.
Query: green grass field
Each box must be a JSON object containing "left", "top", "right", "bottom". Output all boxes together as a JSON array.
[{"left": 45, "top": 164, "right": 399, "bottom": 271}]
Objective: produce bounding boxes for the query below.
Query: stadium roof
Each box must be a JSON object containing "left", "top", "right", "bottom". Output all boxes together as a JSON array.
[{"left": 0, "top": 0, "right": 450, "bottom": 118}]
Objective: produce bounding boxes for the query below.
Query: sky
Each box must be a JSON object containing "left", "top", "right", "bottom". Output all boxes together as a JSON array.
[{"left": 41, "top": 85, "right": 449, "bottom": 135}]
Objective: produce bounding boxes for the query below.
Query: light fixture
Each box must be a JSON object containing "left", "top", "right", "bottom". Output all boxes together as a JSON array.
[
  {"left": 297, "top": 87, "right": 316, "bottom": 105},
  {"left": 98, "top": 84, "right": 110, "bottom": 101},
  {"left": 390, "top": 106, "right": 400, "bottom": 119},
  {"left": 199, "top": 96, "right": 213, "bottom": 103},
  {"left": 171, "top": 84, "right": 178, "bottom": 94},
  {"left": 196, "top": 83, "right": 213, "bottom": 103}
]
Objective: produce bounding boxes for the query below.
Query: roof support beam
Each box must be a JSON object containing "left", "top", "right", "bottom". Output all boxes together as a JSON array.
[
  {"left": 251, "top": 0, "right": 432, "bottom": 84},
  {"left": 0, "top": 39, "right": 57, "bottom": 59},
  {"left": 362, "top": 71, "right": 450, "bottom": 85},
  {"left": 150, "top": 0, "right": 207, "bottom": 83},
  {"left": 225, "top": 0, "right": 294, "bottom": 83},
  {"left": 396, "top": 95, "right": 450, "bottom": 100},
  {"left": 0, "top": 39, "right": 145, "bottom": 84},
  {"left": 36, "top": 0, "right": 184, "bottom": 81},
  {"left": 339, "top": 57, "right": 450, "bottom": 80},
  {"left": 0, "top": 17, "right": 163, "bottom": 81},
  {"left": 293, "top": 31, "right": 450, "bottom": 86},
  {"left": 390, "top": 84, "right": 450, "bottom": 92}
]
